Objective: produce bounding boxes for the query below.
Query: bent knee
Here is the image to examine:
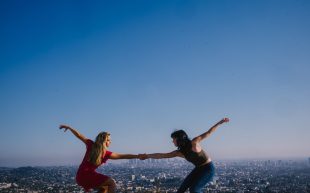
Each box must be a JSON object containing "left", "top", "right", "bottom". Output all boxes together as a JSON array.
[{"left": 104, "top": 178, "right": 116, "bottom": 188}]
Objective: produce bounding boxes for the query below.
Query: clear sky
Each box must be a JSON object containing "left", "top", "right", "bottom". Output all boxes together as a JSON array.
[{"left": 1, "top": 0, "right": 309, "bottom": 167}]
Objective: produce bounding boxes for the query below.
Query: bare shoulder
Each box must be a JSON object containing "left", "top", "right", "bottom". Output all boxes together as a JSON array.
[
  {"left": 82, "top": 138, "right": 90, "bottom": 145},
  {"left": 191, "top": 141, "right": 202, "bottom": 152},
  {"left": 191, "top": 136, "right": 202, "bottom": 144},
  {"left": 191, "top": 139, "right": 198, "bottom": 146}
]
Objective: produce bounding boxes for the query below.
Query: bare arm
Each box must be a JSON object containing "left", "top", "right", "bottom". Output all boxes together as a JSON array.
[
  {"left": 146, "top": 150, "right": 184, "bottom": 159},
  {"left": 59, "top": 125, "right": 88, "bottom": 144},
  {"left": 192, "top": 118, "right": 229, "bottom": 144},
  {"left": 109, "top": 152, "right": 140, "bottom": 160}
]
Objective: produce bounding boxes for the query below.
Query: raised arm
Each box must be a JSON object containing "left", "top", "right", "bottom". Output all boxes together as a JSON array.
[
  {"left": 59, "top": 124, "right": 88, "bottom": 144},
  {"left": 146, "top": 150, "right": 184, "bottom": 159},
  {"left": 192, "top": 118, "right": 229, "bottom": 144}
]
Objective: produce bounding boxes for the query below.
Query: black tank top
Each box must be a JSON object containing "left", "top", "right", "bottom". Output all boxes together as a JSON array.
[{"left": 182, "top": 149, "right": 209, "bottom": 167}]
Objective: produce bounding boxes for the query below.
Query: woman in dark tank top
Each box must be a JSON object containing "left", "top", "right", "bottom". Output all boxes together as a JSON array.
[{"left": 145, "top": 118, "right": 229, "bottom": 193}]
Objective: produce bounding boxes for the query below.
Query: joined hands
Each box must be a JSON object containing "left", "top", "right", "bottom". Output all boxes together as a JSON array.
[{"left": 138, "top": 154, "right": 148, "bottom": 160}]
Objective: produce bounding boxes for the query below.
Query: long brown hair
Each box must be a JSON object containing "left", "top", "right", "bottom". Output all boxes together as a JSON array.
[{"left": 88, "top": 132, "right": 110, "bottom": 166}]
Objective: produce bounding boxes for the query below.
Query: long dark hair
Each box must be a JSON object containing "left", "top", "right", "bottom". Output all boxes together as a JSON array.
[{"left": 171, "top": 130, "right": 192, "bottom": 154}]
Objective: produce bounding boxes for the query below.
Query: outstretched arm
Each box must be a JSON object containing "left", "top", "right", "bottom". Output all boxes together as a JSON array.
[
  {"left": 192, "top": 118, "right": 229, "bottom": 144},
  {"left": 146, "top": 150, "right": 183, "bottom": 159},
  {"left": 109, "top": 153, "right": 142, "bottom": 160},
  {"left": 59, "top": 125, "right": 88, "bottom": 144}
]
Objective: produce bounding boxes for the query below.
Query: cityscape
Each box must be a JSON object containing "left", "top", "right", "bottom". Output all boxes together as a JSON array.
[{"left": 0, "top": 158, "right": 309, "bottom": 193}]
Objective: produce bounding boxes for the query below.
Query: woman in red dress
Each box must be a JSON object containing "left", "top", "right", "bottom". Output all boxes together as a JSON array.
[{"left": 59, "top": 125, "right": 145, "bottom": 193}]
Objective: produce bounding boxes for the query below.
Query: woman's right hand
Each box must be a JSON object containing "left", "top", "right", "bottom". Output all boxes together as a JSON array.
[{"left": 59, "top": 124, "right": 71, "bottom": 132}]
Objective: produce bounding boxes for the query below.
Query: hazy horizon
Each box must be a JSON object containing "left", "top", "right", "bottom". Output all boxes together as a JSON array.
[
  {"left": 1, "top": 0, "right": 310, "bottom": 167},
  {"left": 1, "top": 156, "right": 309, "bottom": 168}
]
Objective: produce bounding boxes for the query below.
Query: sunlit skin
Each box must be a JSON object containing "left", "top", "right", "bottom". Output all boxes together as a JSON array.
[
  {"left": 172, "top": 138, "right": 177, "bottom": 147},
  {"left": 58, "top": 119, "right": 228, "bottom": 193},
  {"left": 145, "top": 118, "right": 230, "bottom": 161},
  {"left": 59, "top": 125, "right": 146, "bottom": 193},
  {"left": 104, "top": 136, "right": 111, "bottom": 148},
  {"left": 143, "top": 118, "right": 229, "bottom": 192}
]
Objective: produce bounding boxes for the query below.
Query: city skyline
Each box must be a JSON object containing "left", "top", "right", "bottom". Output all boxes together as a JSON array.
[
  {"left": 1, "top": 159, "right": 309, "bottom": 192},
  {"left": 1, "top": 0, "right": 310, "bottom": 167}
]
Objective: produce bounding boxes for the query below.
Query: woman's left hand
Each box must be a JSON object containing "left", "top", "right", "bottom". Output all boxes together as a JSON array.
[
  {"left": 220, "top": 118, "right": 229, "bottom": 124},
  {"left": 59, "top": 125, "right": 71, "bottom": 132}
]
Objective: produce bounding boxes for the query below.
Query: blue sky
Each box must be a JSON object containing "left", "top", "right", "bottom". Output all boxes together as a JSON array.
[{"left": 1, "top": 0, "right": 309, "bottom": 167}]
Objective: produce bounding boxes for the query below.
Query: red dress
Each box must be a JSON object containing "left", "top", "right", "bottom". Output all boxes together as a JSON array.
[{"left": 76, "top": 139, "right": 112, "bottom": 192}]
